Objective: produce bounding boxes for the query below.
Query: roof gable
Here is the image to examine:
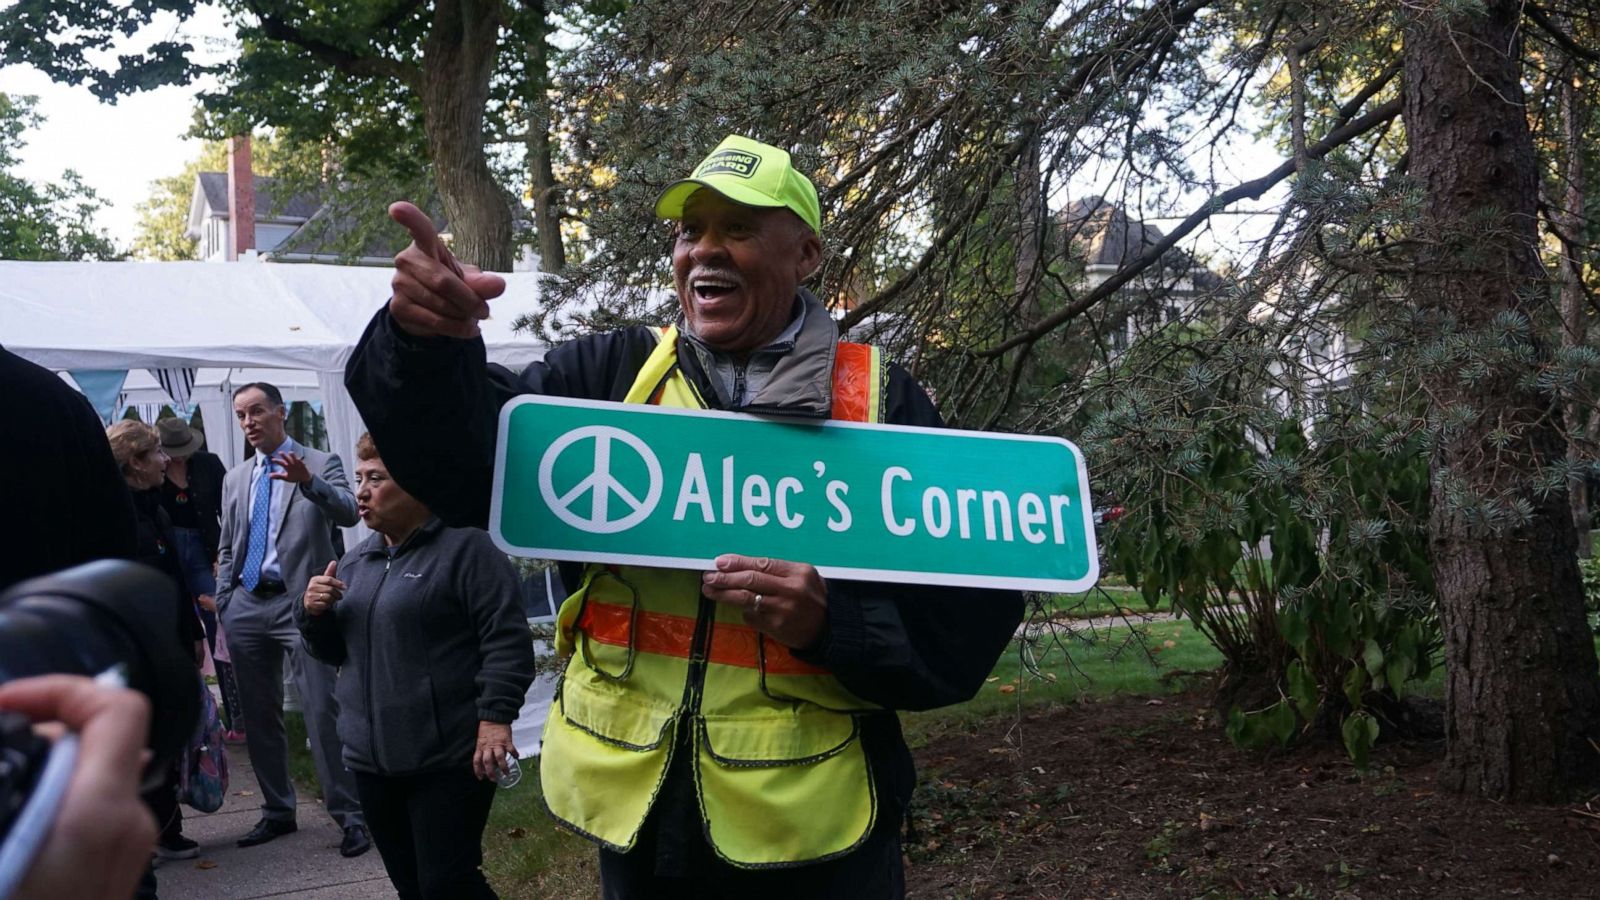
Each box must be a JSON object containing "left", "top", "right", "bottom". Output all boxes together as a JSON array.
[
  {"left": 190, "top": 173, "right": 323, "bottom": 222},
  {"left": 1058, "top": 196, "right": 1224, "bottom": 291}
]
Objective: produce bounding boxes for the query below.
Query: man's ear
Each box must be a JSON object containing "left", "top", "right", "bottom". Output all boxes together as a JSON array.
[{"left": 795, "top": 231, "right": 823, "bottom": 282}]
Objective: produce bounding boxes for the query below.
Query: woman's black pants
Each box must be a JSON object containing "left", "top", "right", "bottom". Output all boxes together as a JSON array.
[{"left": 353, "top": 766, "right": 499, "bottom": 900}]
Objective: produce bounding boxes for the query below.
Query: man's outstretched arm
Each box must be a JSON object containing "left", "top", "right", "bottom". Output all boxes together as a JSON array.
[
  {"left": 346, "top": 201, "right": 657, "bottom": 527},
  {"left": 345, "top": 202, "right": 512, "bottom": 528}
]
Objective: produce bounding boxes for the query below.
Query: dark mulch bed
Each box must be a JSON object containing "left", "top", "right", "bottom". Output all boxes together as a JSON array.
[{"left": 905, "top": 692, "right": 1600, "bottom": 898}]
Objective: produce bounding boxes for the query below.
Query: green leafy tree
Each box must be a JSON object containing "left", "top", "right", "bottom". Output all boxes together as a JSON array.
[
  {"left": 0, "top": 0, "right": 624, "bottom": 271},
  {"left": 130, "top": 143, "right": 227, "bottom": 261},
  {"left": 0, "top": 93, "right": 119, "bottom": 260}
]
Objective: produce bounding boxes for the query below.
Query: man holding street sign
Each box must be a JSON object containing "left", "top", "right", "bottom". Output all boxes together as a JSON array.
[{"left": 346, "top": 135, "right": 1026, "bottom": 898}]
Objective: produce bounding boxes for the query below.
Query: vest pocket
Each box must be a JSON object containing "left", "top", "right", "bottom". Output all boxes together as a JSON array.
[
  {"left": 697, "top": 709, "right": 859, "bottom": 767},
  {"left": 696, "top": 717, "right": 876, "bottom": 866},
  {"left": 559, "top": 669, "right": 676, "bottom": 751},
  {"left": 540, "top": 690, "right": 677, "bottom": 854}
]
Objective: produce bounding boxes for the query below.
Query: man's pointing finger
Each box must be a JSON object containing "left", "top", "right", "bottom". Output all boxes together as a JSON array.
[{"left": 389, "top": 201, "right": 445, "bottom": 255}]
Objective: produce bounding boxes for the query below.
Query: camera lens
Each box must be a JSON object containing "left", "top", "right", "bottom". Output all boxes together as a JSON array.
[{"left": 0, "top": 561, "right": 202, "bottom": 776}]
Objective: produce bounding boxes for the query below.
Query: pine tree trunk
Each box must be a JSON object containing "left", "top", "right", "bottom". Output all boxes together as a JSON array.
[
  {"left": 1403, "top": 0, "right": 1600, "bottom": 800},
  {"left": 525, "top": 1, "right": 566, "bottom": 274},
  {"left": 421, "top": 0, "right": 513, "bottom": 271},
  {"left": 1012, "top": 131, "right": 1044, "bottom": 319},
  {"left": 1557, "top": 56, "right": 1591, "bottom": 557}
]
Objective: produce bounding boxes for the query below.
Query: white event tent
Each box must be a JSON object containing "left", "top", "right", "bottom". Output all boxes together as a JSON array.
[
  {"left": 1, "top": 259, "right": 556, "bottom": 470},
  {"left": 3, "top": 260, "right": 563, "bottom": 748}
]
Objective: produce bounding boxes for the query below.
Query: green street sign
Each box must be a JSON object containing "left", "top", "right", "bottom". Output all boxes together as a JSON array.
[{"left": 490, "top": 396, "right": 1099, "bottom": 592}]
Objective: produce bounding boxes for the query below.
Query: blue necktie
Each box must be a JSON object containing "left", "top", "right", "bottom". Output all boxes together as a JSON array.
[{"left": 239, "top": 461, "right": 274, "bottom": 591}]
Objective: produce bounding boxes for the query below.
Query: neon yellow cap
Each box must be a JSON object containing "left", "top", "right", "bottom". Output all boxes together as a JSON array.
[{"left": 654, "top": 134, "right": 821, "bottom": 236}]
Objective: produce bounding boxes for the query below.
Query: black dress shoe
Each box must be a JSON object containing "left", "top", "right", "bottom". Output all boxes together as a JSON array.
[
  {"left": 237, "top": 818, "right": 297, "bottom": 847},
  {"left": 340, "top": 824, "right": 372, "bottom": 858}
]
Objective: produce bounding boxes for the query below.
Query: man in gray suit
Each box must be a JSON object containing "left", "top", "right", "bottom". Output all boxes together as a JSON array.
[{"left": 216, "top": 382, "right": 370, "bottom": 857}]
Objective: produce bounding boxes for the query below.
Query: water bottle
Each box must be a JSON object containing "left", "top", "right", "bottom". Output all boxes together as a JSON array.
[{"left": 495, "top": 752, "right": 522, "bottom": 789}]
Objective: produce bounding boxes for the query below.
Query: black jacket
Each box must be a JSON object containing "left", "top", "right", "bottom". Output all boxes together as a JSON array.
[
  {"left": 0, "top": 346, "right": 136, "bottom": 591},
  {"left": 295, "top": 519, "right": 537, "bottom": 776},
  {"left": 345, "top": 304, "right": 1024, "bottom": 836},
  {"left": 183, "top": 451, "right": 227, "bottom": 562},
  {"left": 131, "top": 488, "right": 204, "bottom": 651}
]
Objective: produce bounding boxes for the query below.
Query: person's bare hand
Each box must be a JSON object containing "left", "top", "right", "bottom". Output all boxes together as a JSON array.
[
  {"left": 701, "top": 554, "right": 828, "bottom": 649},
  {"left": 388, "top": 201, "right": 507, "bottom": 339},
  {"left": 0, "top": 675, "right": 156, "bottom": 900},
  {"left": 304, "top": 561, "right": 345, "bottom": 616},
  {"left": 473, "top": 721, "right": 517, "bottom": 781},
  {"left": 269, "top": 451, "right": 312, "bottom": 485},
  {"left": 196, "top": 593, "right": 217, "bottom": 613}
]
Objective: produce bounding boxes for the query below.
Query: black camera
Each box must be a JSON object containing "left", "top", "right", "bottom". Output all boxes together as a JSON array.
[{"left": 0, "top": 561, "right": 202, "bottom": 846}]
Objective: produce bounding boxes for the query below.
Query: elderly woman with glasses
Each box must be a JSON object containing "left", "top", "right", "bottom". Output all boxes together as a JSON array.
[
  {"left": 106, "top": 419, "right": 208, "bottom": 888},
  {"left": 107, "top": 420, "right": 206, "bottom": 665}
]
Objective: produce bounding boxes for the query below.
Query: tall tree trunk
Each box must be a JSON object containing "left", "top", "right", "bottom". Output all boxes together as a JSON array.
[
  {"left": 1404, "top": 0, "right": 1600, "bottom": 800},
  {"left": 1556, "top": 54, "right": 1591, "bottom": 557},
  {"left": 422, "top": 0, "right": 513, "bottom": 271},
  {"left": 525, "top": 0, "right": 566, "bottom": 274},
  {"left": 1012, "top": 130, "right": 1044, "bottom": 319}
]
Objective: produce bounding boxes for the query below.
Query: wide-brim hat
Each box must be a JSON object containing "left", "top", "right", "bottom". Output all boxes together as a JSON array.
[
  {"left": 654, "top": 134, "right": 822, "bottom": 237},
  {"left": 157, "top": 417, "right": 204, "bottom": 458}
]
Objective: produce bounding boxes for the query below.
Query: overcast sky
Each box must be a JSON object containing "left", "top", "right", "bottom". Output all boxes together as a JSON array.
[{"left": 0, "top": 4, "right": 232, "bottom": 249}]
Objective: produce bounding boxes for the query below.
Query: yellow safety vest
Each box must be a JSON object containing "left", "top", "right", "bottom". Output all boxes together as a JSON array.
[{"left": 540, "top": 326, "right": 887, "bottom": 867}]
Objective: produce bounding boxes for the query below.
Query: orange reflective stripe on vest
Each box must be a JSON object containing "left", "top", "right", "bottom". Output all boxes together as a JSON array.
[
  {"left": 831, "top": 342, "right": 877, "bottom": 422},
  {"left": 577, "top": 600, "right": 830, "bottom": 676}
]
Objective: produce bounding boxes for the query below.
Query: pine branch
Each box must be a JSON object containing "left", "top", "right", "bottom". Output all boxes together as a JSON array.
[
  {"left": 1526, "top": 3, "right": 1600, "bottom": 66},
  {"left": 823, "top": 97, "right": 957, "bottom": 201},
  {"left": 838, "top": 0, "right": 1213, "bottom": 333},
  {"left": 979, "top": 92, "right": 1403, "bottom": 359},
  {"left": 837, "top": 129, "right": 1029, "bottom": 331}
]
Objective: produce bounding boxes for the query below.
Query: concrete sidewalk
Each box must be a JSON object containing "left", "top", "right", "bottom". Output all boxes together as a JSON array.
[{"left": 154, "top": 743, "right": 395, "bottom": 900}]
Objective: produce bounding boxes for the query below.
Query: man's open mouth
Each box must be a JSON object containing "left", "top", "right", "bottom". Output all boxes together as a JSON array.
[{"left": 693, "top": 276, "right": 739, "bottom": 301}]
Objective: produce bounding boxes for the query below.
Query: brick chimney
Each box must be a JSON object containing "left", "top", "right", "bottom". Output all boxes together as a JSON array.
[{"left": 226, "top": 134, "right": 255, "bottom": 261}]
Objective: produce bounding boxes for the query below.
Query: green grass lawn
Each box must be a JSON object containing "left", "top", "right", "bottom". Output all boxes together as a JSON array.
[
  {"left": 481, "top": 773, "right": 598, "bottom": 899},
  {"left": 903, "top": 620, "right": 1223, "bottom": 747},
  {"left": 283, "top": 712, "right": 320, "bottom": 800}
]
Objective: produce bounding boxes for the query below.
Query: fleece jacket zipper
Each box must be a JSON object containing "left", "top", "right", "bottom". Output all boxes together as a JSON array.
[{"left": 364, "top": 554, "right": 393, "bottom": 771}]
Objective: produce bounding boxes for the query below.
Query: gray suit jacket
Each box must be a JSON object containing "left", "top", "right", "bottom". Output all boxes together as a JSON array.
[{"left": 216, "top": 445, "right": 359, "bottom": 606}]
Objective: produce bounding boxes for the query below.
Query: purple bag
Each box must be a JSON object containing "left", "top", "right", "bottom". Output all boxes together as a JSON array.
[{"left": 180, "top": 682, "right": 229, "bottom": 813}]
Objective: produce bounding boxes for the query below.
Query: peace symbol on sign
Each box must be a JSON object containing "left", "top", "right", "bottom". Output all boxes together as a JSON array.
[{"left": 537, "top": 426, "right": 664, "bottom": 534}]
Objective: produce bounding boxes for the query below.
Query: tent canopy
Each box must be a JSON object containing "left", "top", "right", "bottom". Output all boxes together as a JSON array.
[
  {"left": 1, "top": 260, "right": 556, "bottom": 373},
  {"left": 2, "top": 259, "right": 556, "bottom": 517}
]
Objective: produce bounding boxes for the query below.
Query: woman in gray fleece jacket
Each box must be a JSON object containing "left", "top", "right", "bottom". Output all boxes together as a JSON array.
[{"left": 296, "top": 432, "right": 535, "bottom": 900}]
